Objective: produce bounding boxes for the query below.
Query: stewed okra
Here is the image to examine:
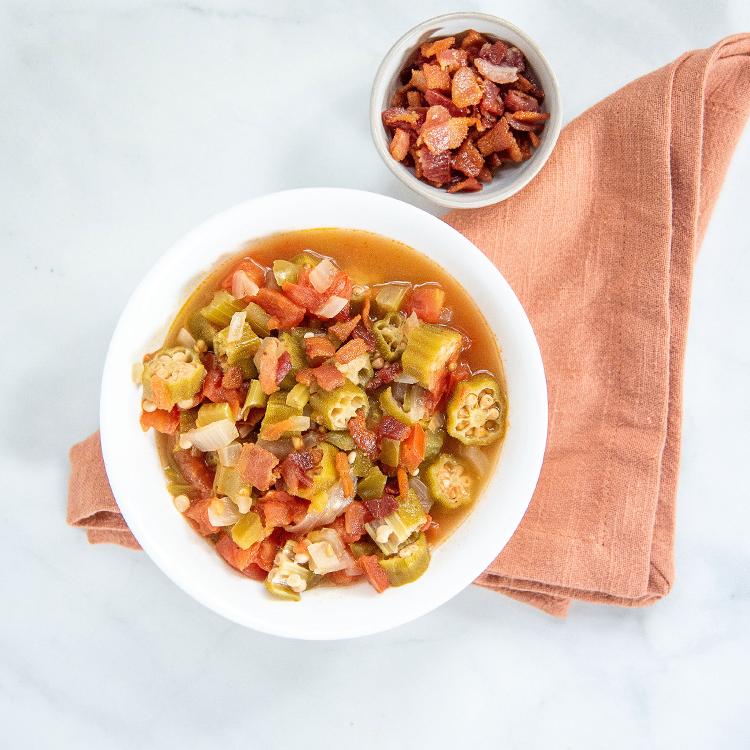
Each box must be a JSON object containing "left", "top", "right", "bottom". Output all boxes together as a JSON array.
[{"left": 135, "top": 229, "right": 508, "bottom": 599}]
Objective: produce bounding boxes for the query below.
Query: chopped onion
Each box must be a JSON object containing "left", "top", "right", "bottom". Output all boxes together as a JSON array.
[
  {"left": 406, "top": 385, "right": 427, "bottom": 422},
  {"left": 285, "top": 480, "right": 353, "bottom": 534},
  {"left": 474, "top": 58, "right": 519, "bottom": 83},
  {"left": 314, "top": 295, "right": 348, "bottom": 319},
  {"left": 393, "top": 373, "right": 418, "bottom": 384},
  {"left": 231, "top": 270, "right": 259, "bottom": 299},
  {"left": 176, "top": 327, "right": 196, "bottom": 349},
  {"left": 217, "top": 441, "right": 242, "bottom": 467},
  {"left": 308, "top": 527, "right": 358, "bottom": 575},
  {"left": 255, "top": 438, "right": 295, "bottom": 458},
  {"left": 308, "top": 258, "right": 338, "bottom": 293},
  {"left": 236, "top": 494, "right": 253, "bottom": 514},
  {"left": 185, "top": 419, "right": 238, "bottom": 452},
  {"left": 208, "top": 496, "right": 242, "bottom": 527},
  {"left": 227, "top": 310, "right": 247, "bottom": 342},
  {"left": 409, "top": 476, "right": 433, "bottom": 513},
  {"left": 403, "top": 311, "right": 420, "bottom": 337}
]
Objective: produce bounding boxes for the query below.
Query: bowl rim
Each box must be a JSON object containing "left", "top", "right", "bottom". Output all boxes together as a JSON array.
[
  {"left": 100, "top": 187, "right": 548, "bottom": 639},
  {"left": 369, "top": 11, "right": 562, "bottom": 209}
]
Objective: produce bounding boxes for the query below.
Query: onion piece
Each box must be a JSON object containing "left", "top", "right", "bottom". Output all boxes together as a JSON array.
[
  {"left": 314, "top": 295, "right": 348, "bottom": 319},
  {"left": 185, "top": 419, "right": 239, "bottom": 451},
  {"left": 308, "top": 258, "right": 338, "bottom": 293},
  {"left": 255, "top": 438, "right": 295, "bottom": 458},
  {"left": 176, "top": 327, "right": 196, "bottom": 349},
  {"left": 393, "top": 373, "right": 419, "bottom": 384},
  {"left": 217, "top": 441, "right": 243, "bottom": 467},
  {"left": 403, "top": 311, "right": 420, "bottom": 337},
  {"left": 409, "top": 476, "right": 433, "bottom": 513},
  {"left": 227, "top": 311, "right": 247, "bottom": 342},
  {"left": 231, "top": 270, "right": 260, "bottom": 299},
  {"left": 308, "top": 527, "right": 359, "bottom": 575},
  {"left": 285, "top": 480, "right": 353, "bottom": 534},
  {"left": 208, "top": 496, "right": 242, "bottom": 527},
  {"left": 474, "top": 58, "right": 518, "bottom": 83}
]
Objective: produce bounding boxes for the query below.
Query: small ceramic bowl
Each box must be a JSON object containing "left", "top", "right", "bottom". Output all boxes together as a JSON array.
[
  {"left": 370, "top": 12, "right": 562, "bottom": 209},
  {"left": 100, "top": 188, "right": 547, "bottom": 639}
]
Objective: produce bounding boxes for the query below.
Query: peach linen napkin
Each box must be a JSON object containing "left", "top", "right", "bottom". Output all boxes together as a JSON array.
[{"left": 67, "top": 36, "right": 750, "bottom": 616}]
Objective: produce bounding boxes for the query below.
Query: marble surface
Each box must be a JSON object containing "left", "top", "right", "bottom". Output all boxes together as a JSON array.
[{"left": 2, "top": 1, "right": 749, "bottom": 747}]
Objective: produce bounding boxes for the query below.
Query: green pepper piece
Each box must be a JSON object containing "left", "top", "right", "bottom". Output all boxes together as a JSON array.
[
  {"left": 401, "top": 323, "right": 463, "bottom": 391},
  {"left": 278, "top": 332, "right": 306, "bottom": 389},
  {"left": 423, "top": 428, "right": 445, "bottom": 463},
  {"left": 272, "top": 259, "right": 300, "bottom": 286},
  {"left": 231, "top": 511, "right": 264, "bottom": 549},
  {"left": 357, "top": 466, "right": 387, "bottom": 500},
  {"left": 200, "top": 290, "right": 246, "bottom": 328},
  {"left": 372, "top": 312, "right": 407, "bottom": 362},
  {"left": 285, "top": 383, "right": 310, "bottom": 410},
  {"left": 178, "top": 408, "right": 198, "bottom": 433},
  {"left": 349, "top": 539, "right": 380, "bottom": 559},
  {"left": 366, "top": 398, "right": 383, "bottom": 430},
  {"left": 142, "top": 347, "right": 206, "bottom": 409},
  {"left": 293, "top": 442, "right": 338, "bottom": 509},
  {"left": 372, "top": 283, "right": 410, "bottom": 317},
  {"left": 323, "top": 431, "right": 357, "bottom": 452},
  {"left": 424, "top": 453, "right": 473, "bottom": 509},
  {"left": 241, "top": 379, "right": 267, "bottom": 419},
  {"left": 245, "top": 301, "right": 272, "bottom": 338},
  {"left": 378, "top": 533, "right": 430, "bottom": 586},
  {"left": 291, "top": 251, "right": 320, "bottom": 269},
  {"left": 445, "top": 373, "right": 507, "bottom": 446},
  {"left": 380, "top": 438, "right": 400, "bottom": 468},
  {"left": 379, "top": 387, "right": 417, "bottom": 426},
  {"left": 196, "top": 401, "right": 235, "bottom": 427},
  {"left": 264, "top": 579, "right": 300, "bottom": 601},
  {"left": 213, "top": 322, "right": 261, "bottom": 375},
  {"left": 214, "top": 465, "right": 251, "bottom": 501},
  {"left": 187, "top": 312, "right": 219, "bottom": 347},
  {"left": 259, "top": 392, "right": 303, "bottom": 440},
  {"left": 352, "top": 451, "right": 374, "bottom": 478},
  {"left": 310, "top": 381, "right": 369, "bottom": 431}
]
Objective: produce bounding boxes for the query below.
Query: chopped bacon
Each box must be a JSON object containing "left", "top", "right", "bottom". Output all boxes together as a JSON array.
[
  {"left": 221, "top": 365, "right": 243, "bottom": 390},
  {"left": 382, "top": 107, "right": 422, "bottom": 130},
  {"left": 389, "top": 128, "right": 411, "bottom": 162},
  {"left": 479, "top": 40, "right": 510, "bottom": 65},
  {"left": 300, "top": 362, "right": 346, "bottom": 391},
  {"left": 255, "top": 338, "right": 282, "bottom": 395},
  {"left": 201, "top": 352, "right": 246, "bottom": 412},
  {"left": 451, "top": 66, "right": 483, "bottom": 108},
  {"left": 362, "top": 494, "right": 399, "bottom": 519},
  {"left": 358, "top": 555, "right": 390, "bottom": 593},
  {"left": 216, "top": 533, "right": 255, "bottom": 571},
  {"left": 173, "top": 448, "right": 214, "bottom": 496},
  {"left": 402, "top": 285, "right": 446, "bottom": 324},
  {"left": 347, "top": 411, "right": 378, "bottom": 459},
  {"left": 416, "top": 147, "right": 452, "bottom": 185},
  {"left": 334, "top": 337, "right": 371, "bottom": 364},
  {"left": 184, "top": 497, "right": 220, "bottom": 536},
  {"left": 504, "top": 89, "right": 540, "bottom": 113},
  {"left": 253, "top": 288, "right": 305, "bottom": 329},
  {"left": 365, "top": 362, "right": 402, "bottom": 392},
  {"left": 511, "top": 110, "right": 551, "bottom": 123},
  {"left": 406, "top": 90, "right": 423, "bottom": 108},
  {"left": 140, "top": 406, "right": 179, "bottom": 435},
  {"left": 377, "top": 416, "right": 411, "bottom": 442},
  {"left": 344, "top": 501, "right": 368, "bottom": 541},
  {"left": 278, "top": 449, "right": 320, "bottom": 493},
  {"left": 249, "top": 537, "right": 278, "bottom": 572},
  {"left": 328, "top": 314, "right": 361, "bottom": 342},
  {"left": 436, "top": 47, "right": 467, "bottom": 72},
  {"left": 448, "top": 176, "right": 483, "bottom": 193},
  {"left": 421, "top": 35, "right": 455, "bottom": 58},
  {"left": 419, "top": 115, "right": 474, "bottom": 155},
  {"left": 424, "top": 89, "right": 466, "bottom": 116},
  {"left": 501, "top": 46, "right": 526, "bottom": 71},
  {"left": 304, "top": 335, "right": 336, "bottom": 363},
  {"left": 275, "top": 350, "right": 292, "bottom": 385},
  {"left": 236, "top": 443, "right": 279, "bottom": 492},
  {"left": 422, "top": 63, "right": 450, "bottom": 91},
  {"left": 257, "top": 491, "right": 309, "bottom": 528},
  {"left": 476, "top": 116, "right": 515, "bottom": 156},
  {"left": 451, "top": 138, "right": 484, "bottom": 178},
  {"left": 480, "top": 79, "right": 504, "bottom": 117}
]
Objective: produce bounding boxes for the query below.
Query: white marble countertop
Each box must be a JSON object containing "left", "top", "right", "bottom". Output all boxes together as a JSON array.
[{"left": 2, "top": 1, "right": 749, "bottom": 747}]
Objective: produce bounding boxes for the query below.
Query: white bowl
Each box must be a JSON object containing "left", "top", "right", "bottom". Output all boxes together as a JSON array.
[
  {"left": 100, "top": 188, "right": 547, "bottom": 639},
  {"left": 370, "top": 12, "right": 562, "bottom": 209}
]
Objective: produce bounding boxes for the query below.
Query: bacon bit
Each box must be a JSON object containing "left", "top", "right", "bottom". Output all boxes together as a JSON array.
[
  {"left": 504, "top": 89, "right": 540, "bottom": 113},
  {"left": 408, "top": 68, "right": 428, "bottom": 92},
  {"left": 278, "top": 449, "right": 320, "bottom": 493},
  {"left": 514, "top": 74, "right": 545, "bottom": 99},
  {"left": 253, "top": 288, "right": 305, "bottom": 329},
  {"left": 529, "top": 130, "right": 541, "bottom": 148},
  {"left": 358, "top": 555, "right": 390, "bottom": 593},
  {"left": 310, "top": 362, "right": 346, "bottom": 391},
  {"left": 397, "top": 467, "right": 410, "bottom": 500},
  {"left": 239, "top": 408, "right": 264, "bottom": 431},
  {"left": 255, "top": 338, "right": 282, "bottom": 395},
  {"left": 448, "top": 177, "right": 483, "bottom": 193},
  {"left": 328, "top": 314, "right": 361, "bottom": 342},
  {"left": 236, "top": 443, "right": 279, "bottom": 492},
  {"left": 257, "top": 491, "right": 309, "bottom": 528},
  {"left": 474, "top": 58, "right": 518, "bottom": 85},
  {"left": 347, "top": 411, "right": 378, "bottom": 459},
  {"left": 424, "top": 89, "right": 465, "bottom": 116},
  {"left": 295, "top": 368, "right": 314, "bottom": 387},
  {"left": 184, "top": 497, "right": 220, "bottom": 536},
  {"left": 421, "top": 35, "right": 455, "bottom": 58},
  {"left": 451, "top": 66, "right": 483, "bottom": 108},
  {"left": 416, "top": 147, "right": 452, "bottom": 185},
  {"left": 377, "top": 416, "right": 411, "bottom": 442},
  {"left": 140, "top": 406, "right": 179, "bottom": 435},
  {"left": 382, "top": 106, "right": 422, "bottom": 130},
  {"left": 275, "top": 350, "right": 292, "bottom": 385},
  {"left": 451, "top": 137, "right": 484, "bottom": 177},
  {"left": 460, "top": 29, "right": 488, "bottom": 50},
  {"left": 476, "top": 116, "right": 515, "bottom": 156},
  {"left": 422, "top": 63, "right": 450, "bottom": 91},
  {"left": 478, "top": 166, "right": 492, "bottom": 182},
  {"left": 406, "top": 90, "right": 423, "bottom": 108},
  {"left": 335, "top": 451, "right": 354, "bottom": 499},
  {"left": 334, "top": 337, "right": 371, "bottom": 364},
  {"left": 419, "top": 115, "right": 474, "bottom": 155},
  {"left": 173, "top": 448, "right": 215, "bottom": 496},
  {"left": 511, "top": 110, "right": 551, "bottom": 123},
  {"left": 362, "top": 494, "right": 399, "bottom": 519},
  {"left": 506, "top": 115, "right": 542, "bottom": 133},
  {"left": 344, "top": 501, "right": 368, "bottom": 541},
  {"left": 479, "top": 40, "right": 510, "bottom": 65},
  {"left": 501, "top": 46, "right": 526, "bottom": 72},
  {"left": 507, "top": 131, "right": 523, "bottom": 162},
  {"left": 303, "top": 335, "right": 336, "bottom": 363},
  {"left": 221, "top": 365, "right": 243, "bottom": 390},
  {"left": 360, "top": 291, "right": 373, "bottom": 330},
  {"left": 436, "top": 47, "right": 467, "bottom": 72},
  {"left": 216, "top": 533, "right": 255, "bottom": 570},
  {"left": 480, "top": 79, "right": 504, "bottom": 117},
  {"left": 365, "top": 362, "right": 402, "bottom": 392},
  {"left": 400, "top": 424, "right": 426, "bottom": 473},
  {"left": 389, "top": 128, "right": 411, "bottom": 162}
]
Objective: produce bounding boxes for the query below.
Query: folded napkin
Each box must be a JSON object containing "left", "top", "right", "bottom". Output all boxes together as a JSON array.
[{"left": 68, "top": 35, "right": 750, "bottom": 616}]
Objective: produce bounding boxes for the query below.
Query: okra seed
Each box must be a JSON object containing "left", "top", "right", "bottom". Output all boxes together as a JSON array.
[
  {"left": 173, "top": 494, "right": 190, "bottom": 512},
  {"left": 179, "top": 435, "right": 193, "bottom": 450},
  {"left": 457, "top": 420, "right": 469, "bottom": 431},
  {"left": 303, "top": 331, "right": 315, "bottom": 339},
  {"left": 142, "top": 399, "right": 157, "bottom": 412},
  {"left": 177, "top": 398, "right": 194, "bottom": 409},
  {"left": 479, "top": 394, "right": 494, "bottom": 408},
  {"left": 372, "top": 357, "right": 384, "bottom": 369},
  {"left": 466, "top": 393, "right": 478, "bottom": 407},
  {"left": 448, "top": 362, "right": 457, "bottom": 372},
  {"left": 347, "top": 451, "right": 356, "bottom": 464},
  {"left": 487, "top": 407, "right": 500, "bottom": 420},
  {"left": 195, "top": 339, "right": 207, "bottom": 353}
]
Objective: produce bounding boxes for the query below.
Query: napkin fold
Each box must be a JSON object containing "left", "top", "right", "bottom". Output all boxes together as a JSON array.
[{"left": 68, "top": 35, "right": 750, "bottom": 616}]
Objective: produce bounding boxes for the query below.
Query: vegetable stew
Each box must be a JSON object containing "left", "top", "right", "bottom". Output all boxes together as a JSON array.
[{"left": 135, "top": 229, "right": 507, "bottom": 600}]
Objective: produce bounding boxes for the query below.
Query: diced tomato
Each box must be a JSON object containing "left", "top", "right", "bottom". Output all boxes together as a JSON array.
[
  {"left": 139, "top": 406, "right": 179, "bottom": 435},
  {"left": 365, "top": 362, "right": 402, "bottom": 392},
  {"left": 253, "top": 288, "right": 305, "bottom": 329},
  {"left": 251, "top": 537, "right": 279, "bottom": 572},
  {"left": 344, "top": 501, "right": 368, "bottom": 541},
  {"left": 216, "top": 533, "right": 255, "bottom": 570},
  {"left": 236, "top": 443, "right": 280, "bottom": 492},
  {"left": 184, "top": 497, "right": 220, "bottom": 536},
  {"left": 400, "top": 423, "right": 426, "bottom": 473},
  {"left": 257, "top": 490, "right": 308, "bottom": 528},
  {"left": 241, "top": 563, "right": 268, "bottom": 581},
  {"left": 402, "top": 284, "right": 446, "bottom": 323},
  {"left": 220, "top": 258, "right": 266, "bottom": 291},
  {"left": 358, "top": 555, "right": 390, "bottom": 593},
  {"left": 200, "top": 353, "right": 246, "bottom": 413},
  {"left": 173, "top": 449, "right": 215, "bottom": 496},
  {"left": 328, "top": 568, "right": 361, "bottom": 585},
  {"left": 425, "top": 360, "right": 471, "bottom": 413},
  {"left": 335, "top": 450, "right": 354, "bottom": 499}
]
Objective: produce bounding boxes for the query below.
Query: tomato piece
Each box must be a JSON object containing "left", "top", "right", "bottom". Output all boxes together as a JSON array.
[
  {"left": 402, "top": 284, "right": 446, "bottom": 323},
  {"left": 184, "top": 497, "right": 220, "bottom": 536},
  {"left": 220, "top": 258, "right": 266, "bottom": 291},
  {"left": 400, "top": 423, "right": 426, "bottom": 472},
  {"left": 216, "top": 533, "right": 255, "bottom": 570},
  {"left": 253, "top": 288, "right": 305, "bottom": 329},
  {"left": 139, "top": 407, "right": 179, "bottom": 435},
  {"left": 358, "top": 555, "right": 390, "bottom": 593}
]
